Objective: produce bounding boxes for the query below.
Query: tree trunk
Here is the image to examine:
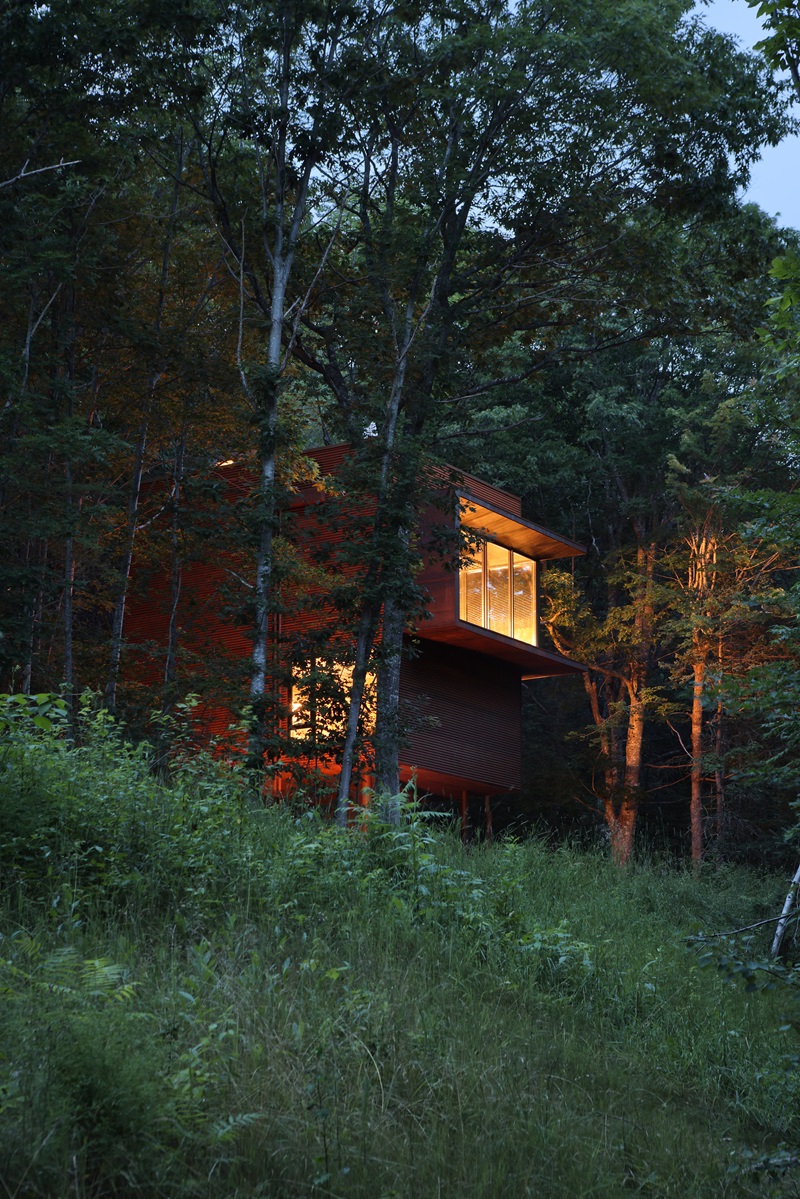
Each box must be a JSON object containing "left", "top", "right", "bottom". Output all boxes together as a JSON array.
[
  {"left": 714, "top": 638, "right": 725, "bottom": 839},
  {"left": 163, "top": 430, "right": 186, "bottom": 707},
  {"left": 335, "top": 597, "right": 380, "bottom": 826},
  {"left": 105, "top": 422, "right": 148, "bottom": 715},
  {"left": 104, "top": 169, "right": 181, "bottom": 715},
  {"left": 62, "top": 295, "right": 77, "bottom": 733},
  {"left": 335, "top": 377, "right": 409, "bottom": 819},
  {"left": 63, "top": 532, "right": 75, "bottom": 725},
  {"left": 245, "top": 359, "right": 280, "bottom": 768},
  {"left": 624, "top": 691, "right": 645, "bottom": 791},
  {"left": 691, "top": 657, "right": 705, "bottom": 864},
  {"left": 714, "top": 696, "right": 725, "bottom": 840},
  {"left": 607, "top": 689, "right": 646, "bottom": 866},
  {"left": 583, "top": 672, "right": 618, "bottom": 795},
  {"left": 771, "top": 860, "right": 800, "bottom": 958},
  {"left": 20, "top": 542, "right": 47, "bottom": 695},
  {"left": 375, "top": 588, "right": 405, "bottom": 821},
  {"left": 606, "top": 797, "right": 637, "bottom": 866}
]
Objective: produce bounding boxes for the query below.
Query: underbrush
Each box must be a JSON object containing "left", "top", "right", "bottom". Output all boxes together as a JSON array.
[{"left": 1, "top": 706, "right": 798, "bottom": 1197}]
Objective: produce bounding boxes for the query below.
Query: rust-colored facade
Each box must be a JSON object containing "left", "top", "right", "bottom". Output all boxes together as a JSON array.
[
  {"left": 127, "top": 445, "right": 584, "bottom": 803},
  {"left": 389, "top": 456, "right": 584, "bottom": 797}
]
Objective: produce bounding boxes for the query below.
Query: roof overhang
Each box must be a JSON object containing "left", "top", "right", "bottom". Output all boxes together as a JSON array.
[
  {"left": 459, "top": 495, "right": 585, "bottom": 561},
  {"left": 417, "top": 621, "right": 586, "bottom": 679}
]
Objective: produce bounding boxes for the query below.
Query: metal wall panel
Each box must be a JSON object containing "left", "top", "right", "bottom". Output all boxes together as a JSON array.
[{"left": 399, "top": 640, "right": 521, "bottom": 791}]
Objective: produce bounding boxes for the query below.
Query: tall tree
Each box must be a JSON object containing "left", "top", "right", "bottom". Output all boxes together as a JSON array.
[
  {"left": 291, "top": 0, "right": 792, "bottom": 821},
  {"left": 154, "top": 0, "right": 382, "bottom": 767}
]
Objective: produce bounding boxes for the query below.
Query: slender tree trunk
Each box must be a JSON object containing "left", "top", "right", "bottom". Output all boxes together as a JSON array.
[
  {"left": 163, "top": 430, "right": 186, "bottom": 704},
  {"left": 335, "top": 597, "right": 380, "bottom": 826},
  {"left": 771, "top": 860, "right": 800, "bottom": 958},
  {"left": 105, "top": 422, "right": 148, "bottom": 714},
  {"left": 245, "top": 300, "right": 282, "bottom": 767},
  {"left": 63, "top": 533, "right": 75, "bottom": 707},
  {"left": 583, "top": 672, "right": 618, "bottom": 798},
  {"left": 335, "top": 381, "right": 409, "bottom": 820},
  {"left": 375, "top": 589, "right": 405, "bottom": 820},
  {"left": 690, "top": 656, "right": 705, "bottom": 864},
  {"left": 714, "top": 697, "right": 725, "bottom": 839},
  {"left": 714, "top": 638, "right": 725, "bottom": 839},
  {"left": 625, "top": 691, "right": 645, "bottom": 793},
  {"left": 611, "top": 542, "right": 655, "bottom": 865},
  {"left": 62, "top": 291, "right": 77, "bottom": 732},
  {"left": 20, "top": 541, "right": 47, "bottom": 695},
  {"left": 484, "top": 795, "right": 493, "bottom": 844},
  {"left": 583, "top": 668, "right": 642, "bottom": 865},
  {"left": 607, "top": 689, "right": 646, "bottom": 866},
  {"left": 105, "top": 167, "right": 182, "bottom": 715}
]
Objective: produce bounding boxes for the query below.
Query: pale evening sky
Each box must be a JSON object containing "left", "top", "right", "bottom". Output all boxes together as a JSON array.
[{"left": 701, "top": 0, "right": 800, "bottom": 230}]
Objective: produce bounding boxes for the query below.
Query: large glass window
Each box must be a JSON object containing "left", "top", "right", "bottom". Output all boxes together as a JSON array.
[
  {"left": 290, "top": 662, "right": 375, "bottom": 740},
  {"left": 459, "top": 542, "right": 537, "bottom": 645},
  {"left": 486, "top": 541, "right": 510, "bottom": 636}
]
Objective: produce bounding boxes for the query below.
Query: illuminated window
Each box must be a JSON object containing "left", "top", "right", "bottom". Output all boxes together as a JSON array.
[
  {"left": 290, "top": 662, "right": 375, "bottom": 740},
  {"left": 459, "top": 542, "right": 537, "bottom": 645}
]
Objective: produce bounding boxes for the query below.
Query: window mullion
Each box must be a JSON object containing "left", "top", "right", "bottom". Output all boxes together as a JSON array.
[{"left": 482, "top": 541, "right": 487, "bottom": 628}]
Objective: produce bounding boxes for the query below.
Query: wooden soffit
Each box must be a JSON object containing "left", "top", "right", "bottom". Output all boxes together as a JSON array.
[
  {"left": 459, "top": 496, "right": 585, "bottom": 562},
  {"left": 417, "top": 622, "right": 586, "bottom": 679}
]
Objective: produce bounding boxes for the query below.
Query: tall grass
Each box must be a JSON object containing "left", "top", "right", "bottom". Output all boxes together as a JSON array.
[{"left": 1, "top": 711, "right": 798, "bottom": 1196}]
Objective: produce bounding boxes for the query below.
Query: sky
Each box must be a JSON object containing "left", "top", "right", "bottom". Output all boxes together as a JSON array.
[{"left": 700, "top": 0, "right": 800, "bottom": 229}]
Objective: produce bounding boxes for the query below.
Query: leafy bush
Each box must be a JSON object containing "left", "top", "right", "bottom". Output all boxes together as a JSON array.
[{"left": 0, "top": 703, "right": 798, "bottom": 1196}]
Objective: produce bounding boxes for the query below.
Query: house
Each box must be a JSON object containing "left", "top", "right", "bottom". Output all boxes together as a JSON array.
[{"left": 126, "top": 445, "right": 584, "bottom": 824}]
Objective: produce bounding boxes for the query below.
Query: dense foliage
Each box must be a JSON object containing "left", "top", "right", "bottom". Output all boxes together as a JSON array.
[
  {"left": 1, "top": 708, "right": 799, "bottom": 1196},
  {"left": 1, "top": 0, "right": 799, "bottom": 857}
]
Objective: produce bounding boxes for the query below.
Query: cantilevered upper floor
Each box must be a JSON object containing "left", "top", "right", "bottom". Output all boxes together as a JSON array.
[{"left": 414, "top": 465, "right": 585, "bottom": 680}]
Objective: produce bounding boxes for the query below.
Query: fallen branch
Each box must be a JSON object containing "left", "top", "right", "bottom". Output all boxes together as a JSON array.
[
  {"left": 771, "top": 860, "right": 800, "bottom": 959},
  {"left": 686, "top": 912, "right": 792, "bottom": 941}
]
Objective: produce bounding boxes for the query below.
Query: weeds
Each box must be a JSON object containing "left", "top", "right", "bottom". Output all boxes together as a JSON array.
[{"left": 0, "top": 701, "right": 797, "bottom": 1195}]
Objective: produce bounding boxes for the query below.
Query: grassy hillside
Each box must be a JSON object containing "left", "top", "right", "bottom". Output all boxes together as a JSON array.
[{"left": 1, "top": 714, "right": 798, "bottom": 1197}]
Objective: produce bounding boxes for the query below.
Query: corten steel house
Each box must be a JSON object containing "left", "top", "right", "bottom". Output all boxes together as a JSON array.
[{"left": 126, "top": 445, "right": 584, "bottom": 818}]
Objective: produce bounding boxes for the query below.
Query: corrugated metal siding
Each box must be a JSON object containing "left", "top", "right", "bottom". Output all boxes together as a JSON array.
[
  {"left": 399, "top": 641, "right": 521, "bottom": 790},
  {"left": 306, "top": 444, "right": 352, "bottom": 475},
  {"left": 428, "top": 462, "right": 522, "bottom": 516},
  {"left": 458, "top": 477, "right": 521, "bottom": 516}
]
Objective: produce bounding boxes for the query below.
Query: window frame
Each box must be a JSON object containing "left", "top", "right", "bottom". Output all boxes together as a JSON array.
[{"left": 458, "top": 539, "right": 538, "bottom": 646}]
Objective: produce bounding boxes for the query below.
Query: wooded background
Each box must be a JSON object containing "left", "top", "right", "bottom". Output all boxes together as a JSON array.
[{"left": 3, "top": 0, "right": 800, "bottom": 863}]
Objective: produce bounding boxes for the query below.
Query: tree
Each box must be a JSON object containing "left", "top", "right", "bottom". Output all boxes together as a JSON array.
[
  {"left": 289, "top": 0, "right": 792, "bottom": 823},
  {"left": 147, "top": 0, "right": 385, "bottom": 768},
  {"left": 0, "top": 0, "right": 241, "bottom": 715},
  {"left": 459, "top": 303, "right": 795, "bottom": 861}
]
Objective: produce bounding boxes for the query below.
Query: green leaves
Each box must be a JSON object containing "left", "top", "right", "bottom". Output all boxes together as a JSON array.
[{"left": 0, "top": 692, "right": 67, "bottom": 737}]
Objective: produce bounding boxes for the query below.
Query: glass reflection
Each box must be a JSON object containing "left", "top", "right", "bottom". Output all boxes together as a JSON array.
[{"left": 459, "top": 547, "right": 484, "bottom": 626}]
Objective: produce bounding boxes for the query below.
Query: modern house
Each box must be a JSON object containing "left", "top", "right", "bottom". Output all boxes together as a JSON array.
[{"left": 126, "top": 445, "right": 584, "bottom": 822}]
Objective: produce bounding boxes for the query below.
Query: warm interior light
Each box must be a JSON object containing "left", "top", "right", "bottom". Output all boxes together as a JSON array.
[
  {"left": 216, "top": 458, "right": 235, "bottom": 467},
  {"left": 459, "top": 540, "right": 537, "bottom": 645},
  {"left": 290, "top": 663, "right": 376, "bottom": 739}
]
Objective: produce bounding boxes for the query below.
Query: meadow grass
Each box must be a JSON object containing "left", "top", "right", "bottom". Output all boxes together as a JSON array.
[{"left": 1, "top": 717, "right": 798, "bottom": 1197}]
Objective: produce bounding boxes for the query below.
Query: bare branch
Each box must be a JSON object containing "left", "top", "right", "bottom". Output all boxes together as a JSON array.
[{"left": 0, "top": 158, "right": 80, "bottom": 190}]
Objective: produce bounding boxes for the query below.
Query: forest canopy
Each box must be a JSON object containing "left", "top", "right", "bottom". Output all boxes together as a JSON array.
[{"left": 1, "top": 0, "right": 799, "bottom": 863}]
